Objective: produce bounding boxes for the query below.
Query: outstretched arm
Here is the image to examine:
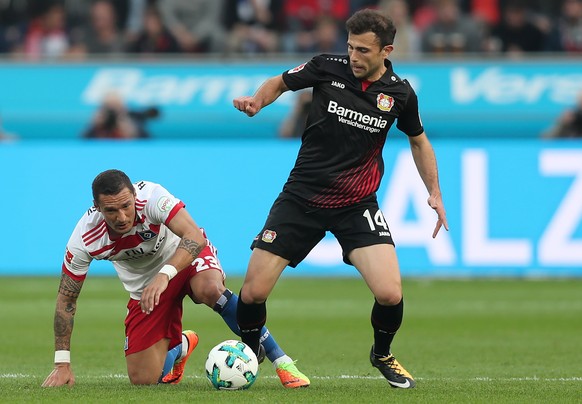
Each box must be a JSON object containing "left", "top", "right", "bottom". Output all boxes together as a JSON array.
[
  {"left": 408, "top": 132, "right": 449, "bottom": 238},
  {"left": 140, "top": 208, "right": 206, "bottom": 314},
  {"left": 42, "top": 273, "right": 84, "bottom": 387},
  {"left": 233, "top": 75, "right": 289, "bottom": 117}
]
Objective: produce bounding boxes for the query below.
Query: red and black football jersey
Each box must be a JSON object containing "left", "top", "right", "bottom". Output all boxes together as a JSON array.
[{"left": 281, "top": 54, "right": 424, "bottom": 208}]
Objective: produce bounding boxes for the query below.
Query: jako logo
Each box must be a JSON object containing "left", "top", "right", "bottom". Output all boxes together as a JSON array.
[{"left": 331, "top": 81, "right": 345, "bottom": 89}]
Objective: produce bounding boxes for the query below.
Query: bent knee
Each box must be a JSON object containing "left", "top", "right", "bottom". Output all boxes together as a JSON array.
[
  {"left": 128, "top": 369, "right": 160, "bottom": 385},
  {"left": 240, "top": 284, "right": 269, "bottom": 304},
  {"left": 192, "top": 277, "right": 225, "bottom": 307}
]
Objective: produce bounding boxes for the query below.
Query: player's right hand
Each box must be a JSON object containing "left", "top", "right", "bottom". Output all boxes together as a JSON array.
[
  {"left": 140, "top": 273, "right": 169, "bottom": 314},
  {"left": 233, "top": 96, "right": 261, "bottom": 117},
  {"left": 41, "top": 363, "right": 75, "bottom": 387}
]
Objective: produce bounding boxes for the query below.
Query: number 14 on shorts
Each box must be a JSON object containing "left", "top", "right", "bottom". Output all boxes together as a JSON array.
[{"left": 363, "top": 209, "right": 390, "bottom": 236}]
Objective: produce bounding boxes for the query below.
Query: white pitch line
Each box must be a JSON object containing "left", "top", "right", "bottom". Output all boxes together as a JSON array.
[{"left": 2, "top": 373, "right": 581, "bottom": 382}]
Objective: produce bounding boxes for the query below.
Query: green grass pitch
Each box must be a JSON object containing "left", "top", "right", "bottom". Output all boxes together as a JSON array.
[{"left": 1, "top": 276, "right": 581, "bottom": 403}]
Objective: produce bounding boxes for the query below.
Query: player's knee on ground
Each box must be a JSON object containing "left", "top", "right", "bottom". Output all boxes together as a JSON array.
[{"left": 127, "top": 366, "right": 161, "bottom": 385}]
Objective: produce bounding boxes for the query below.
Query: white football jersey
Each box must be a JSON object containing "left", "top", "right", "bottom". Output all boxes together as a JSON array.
[{"left": 63, "top": 181, "right": 185, "bottom": 300}]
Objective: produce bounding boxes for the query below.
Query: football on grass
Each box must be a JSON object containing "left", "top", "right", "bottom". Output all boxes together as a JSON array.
[{"left": 205, "top": 340, "right": 259, "bottom": 390}]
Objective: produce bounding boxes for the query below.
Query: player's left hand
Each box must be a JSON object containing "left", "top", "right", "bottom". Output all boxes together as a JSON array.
[
  {"left": 140, "top": 274, "right": 170, "bottom": 314},
  {"left": 428, "top": 194, "right": 449, "bottom": 238}
]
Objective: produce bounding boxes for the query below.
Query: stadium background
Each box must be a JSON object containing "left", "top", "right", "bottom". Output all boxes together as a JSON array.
[{"left": 0, "top": 0, "right": 581, "bottom": 278}]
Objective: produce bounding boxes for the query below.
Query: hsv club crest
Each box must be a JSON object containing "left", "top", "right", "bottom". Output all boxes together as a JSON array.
[{"left": 377, "top": 93, "right": 394, "bottom": 112}]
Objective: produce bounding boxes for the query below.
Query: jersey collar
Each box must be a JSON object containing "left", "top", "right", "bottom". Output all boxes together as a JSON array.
[{"left": 377, "top": 59, "right": 396, "bottom": 85}]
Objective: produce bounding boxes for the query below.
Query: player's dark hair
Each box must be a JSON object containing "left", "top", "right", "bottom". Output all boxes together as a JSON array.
[
  {"left": 345, "top": 9, "right": 396, "bottom": 47},
  {"left": 92, "top": 169, "right": 133, "bottom": 203}
]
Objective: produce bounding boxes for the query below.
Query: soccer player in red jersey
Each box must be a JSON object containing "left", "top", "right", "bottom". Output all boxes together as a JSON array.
[{"left": 42, "top": 169, "right": 309, "bottom": 388}]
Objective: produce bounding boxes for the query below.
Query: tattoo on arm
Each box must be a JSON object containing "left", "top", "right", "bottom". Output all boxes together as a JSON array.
[
  {"left": 54, "top": 273, "right": 83, "bottom": 350},
  {"left": 54, "top": 310, "right": 72, "bottom": 350},
  {"left": 177, "top": 237, "right": 204, "bottom": 259},
  {"left": 58, "top": 273, "right": 82, "bottom": 298}
]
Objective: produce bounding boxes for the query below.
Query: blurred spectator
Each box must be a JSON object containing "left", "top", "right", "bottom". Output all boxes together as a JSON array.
[
  {"left": 281, "top": 0, "right": 350, "bottom": 53},
  {"left": 158, "top": 0, "right": 227, "bottom": 53},
  {"left": 83, "top": 92, "right": 159, "bottom": 139},
  {"left": 0, "top": 0, "right": 28, "bottom": 54},
  {"left": 60, "top": 0, "right": 95, "bottom": 54},
  {"left": 543, "top": 90, "right": 582, "bottom": 139},
  {"left": 470, "top": 0, "right": 500, "bottom": 26},
  {"left": 70, "top": 0, "right": 125, "bottom": 56},
  {"left": 223, "top": 0, "right": 283, "bottom": 54},
  {"left": 124, "top": 0, "right": 148, "bottom": 43},
  {"left": 21, "top": 3, "right": 71, "bottom": 60},
  {"left": 412, "top": 0, "right": 438, "bottom": 31},
  {"left": 0, "top": 24, "right": 25, "bottom": 55},
  {"left": 420, "top": 0, "right": 485, "bottom": 54},
  {"left": 226, "top": 0, "right": 284, "bottom": 54},
  {"left": 378, "top": 0, "right": 421, "bottom": 58},
  {"left": 545, "top": 0, "right": 582, "bottom": 53},
  {"left": 279, "top": 90, "right": 312, "bottom": 138},
  {"left": 311, "top": 15, "right": 346, "bottom": 53},
  {"left": 350, "top": 0, "right": 378, "bottom": 14},
  {"left": 64, "top": 0, "right": 146, "bottom": 45},
  {"left": 127, "top": 4, "right": 181, "bottom": 54},
  {"left": 486, "top": 0, "right": 547, "bottom": 55},
  {"left": 0, "top": 0, "right": 28, "bottom": 25},
  {"left": 289, "top": 15, "right": 346, "bottom": 54}
]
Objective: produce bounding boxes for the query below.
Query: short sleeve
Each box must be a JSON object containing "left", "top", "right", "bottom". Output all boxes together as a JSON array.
[
  {"left": 282, "top": 55, "right": 323, "bottom": 91},
  {"left": 143, "top": 184, "right": 183, "bottom": 226},
  {"left": 62, "top": 225, "right": 93, "bottom": 280},
  {"left": 396, "top": 80, "right": 424, "bottom": 137}
]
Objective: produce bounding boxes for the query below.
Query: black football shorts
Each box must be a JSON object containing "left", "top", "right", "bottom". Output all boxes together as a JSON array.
[{"left": 251, "top": 193, "right": 394, "bottom": 267}]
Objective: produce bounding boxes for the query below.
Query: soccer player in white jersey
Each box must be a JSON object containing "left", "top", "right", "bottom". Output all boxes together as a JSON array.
[{"left": 42, "top": 169, "right": 309, "bottom": 388}]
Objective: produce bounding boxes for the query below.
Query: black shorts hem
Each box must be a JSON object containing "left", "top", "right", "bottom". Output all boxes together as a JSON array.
[{"left": 250, "top": 241, "right": 300, "bottom": 268}]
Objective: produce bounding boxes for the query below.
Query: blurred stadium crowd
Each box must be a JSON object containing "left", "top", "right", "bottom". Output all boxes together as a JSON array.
[{"left": 0, "top": 0, "right": 581, "bottom": 60}]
